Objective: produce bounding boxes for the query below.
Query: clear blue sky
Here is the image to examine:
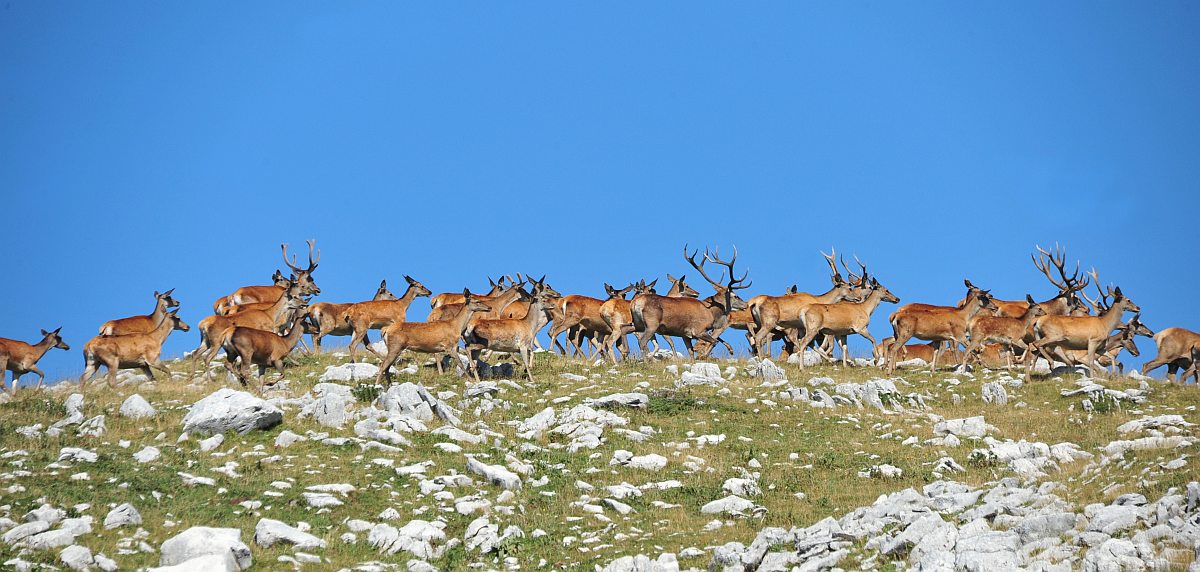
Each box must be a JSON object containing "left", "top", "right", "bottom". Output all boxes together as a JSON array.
[{"left": 2, "top": 2, "right": 1197, "bottom": 381}]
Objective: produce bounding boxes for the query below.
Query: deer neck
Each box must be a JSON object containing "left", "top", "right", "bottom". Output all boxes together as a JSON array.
[
  {"left": 524, "top": 298, "right": 548, "bottom": 331},
  {"left": 392, "top": 285, "right": 422, "bottom": 318},
  {"left": 956, "top": 301, "right": 986, "bottom": 323},
  {"left": 31, "top": 336, "right": 56, "bottom": 360},
  {"left": 149, "top": 316, "right": 176, "bottom": 344},
  {"left": 283, "top": 316, "right": 308, "bottom": 347},
  {"left": 1098, "top": 303, "right": 1126, "bottom": 332},
  {"left": 814, "top": 285, "right": 844, "bottom": 303},
  {"left": 858, "top": 289, "right": 887, "bottom": 316},
  {"left": 150, "top": 298, "right": 169, "bottom": 321},
  {"left": 455, "top": 306, "right": 481, "bottom": 335},
  {"left": 268, "top": 294, "right": 294, "bottom": 321}
]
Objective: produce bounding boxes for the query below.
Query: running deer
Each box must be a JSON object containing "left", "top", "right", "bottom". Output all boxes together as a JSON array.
[
  {"left": 220, "top": 312, "right": 311, "bottom": 392},
  {"left": 100, "top": 289, "right": 180, "bottom": 336},
  {"left": 465, "top": 277, "right": 558, "bottom": 382},
  {"left": 0, "top": 328, "right": 70, "bottom": 392},
  {"left": 80, "top": 310, "right": 190, "bottom": 389},
  {"left": 602, "top": 275, "right": 699, "bottom": 362},
  {"left": 1027, "top": 270, "right": 1140, "bottom": 377},
  {"left": 631, "top": 246, "right": 752, "bottom": 359},
  {"left": 307, "top": 280, "right": 399, "bottom": 352},
  {"left": 1141, "top": 326, "right": 1200, "bottom": 382},
  {"left": 886, "top": 285, "right": 998, "bottom": 374},
  {"left": 216, "top": 240, "right": 320, "bottom": 313},
  {"left": 375, "top": 290, "right": 492, "bottom": 384},
  {"left": 427, "top": 278, "right": 526, "bottom": 323},
  {"left": 749, "top": 250, "right": 861, "bottom": 358},
  {"left": 548, "top": 283, "right": 635, "bottom": 359},
  {"left": 795, "top": 270, "right": 900, "bottom": 369},
  {"left": 1058, "top": 316, "right": 1152, "bottom": 375},
  {"left": 963, "top": 295, "right": 1047, "bottom": 368},
  {"left": 344, "top": 276, "right": 433, "bottom": 361},
  {"left": 429, "top": 277, "right": 507, "bottom": 309},
  {"left": 192, "top": 286, "right": 308, "bottom": 377},
  {"left": 215, "top": 271, "right": 288, "bottom": 315}
]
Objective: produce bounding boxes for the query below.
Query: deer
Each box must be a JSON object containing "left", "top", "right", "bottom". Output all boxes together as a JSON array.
[
  {"left": 749, "top": 250, "right": 861, "bottom": 358},
  {"left": 878, "top": 339, "right": 958, "bottom": 365},
  {"left": 1057, "top": 316, "right": 1152, "bottom": 375},
  {"left": 306, "top": 280, "right": 399, "bottom": 352},
  {"left": 464, "top": 277, "right": 558, "bottom": 382},
  {"left": 100, "top": 289, "right": 180, "bottom": 336},
  {"left": 375, "top": 290, "right": 492, "bottom": 385},
  {"left": 1181, "top": 346, "right": 1200, "bottom": 384},
  {"left": 220, "top": 311, "right": 311, "bottom": 393},
  {"left": 631, "top": 246, "right": 752, "bottom": 359},
  {"left": 0, "top": 328, "right": 70, "bottom": 392},
  {"left": 1027, "top": 269, "right": 1140, "bottom": 378},
  {"left": 548, "top": 283, "right": 635, "bottom": 359},
  {"left": 794, "top": 269, "right": 900, "bottom": 369},
  {"left": 428, "top": 276, "right": 507, "bottom": 310},
  {"left": 343, "top": 276, "right": 434, "bottom": 361},
  {"left": 601, "top": 275, "right": 699, "bottom": 362},
  {"left": 80, "top": 310, "right": 190, "bottom": 389},
  {"left": 886, "top": 284, "right": 998, "bottom": 374},
  {"left": 963, "top": 295, "right": 1047, "bottom": 369},
  {"left": 1141, "top": 326, "right": 1200, "bottom": 382},
  {"left": 216, "top": 240, "right": 320, "bottom": 313},
  {"left": 427, "top": 278, "right": 526, "bottom": 323},
  {"left": 214, "top": 270, "right": 288, "bottom": 315},
  {"left": 191, "top": 284, "right": 308, "bottom": 377}
]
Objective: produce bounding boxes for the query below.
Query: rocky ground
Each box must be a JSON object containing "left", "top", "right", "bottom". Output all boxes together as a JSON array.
[{"left": 0, "top": 347, "right": 1197, "bottom": 571}]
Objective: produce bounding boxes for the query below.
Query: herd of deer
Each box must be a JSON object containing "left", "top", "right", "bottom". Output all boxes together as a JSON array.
[{"left": 2, "top": 240, "right": 1199, "bottom": 394}]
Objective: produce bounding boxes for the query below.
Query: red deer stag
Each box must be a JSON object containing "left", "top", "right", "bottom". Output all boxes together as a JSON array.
[
  {"left": 749, "top": 250, "right": 860, "bottom": 358},
  {"left": 216, "top": 240, "right": 320, "bottom": 313},
  {"left": 0, "top": 328, "right": 70, "bottom": 392},
  {"left": 795, "top": 269, "right": 900, "bottom": 369},
  {"left": 344, "top": 276, "right": 433, "bottom": 361},
  {"left": 100, "top": 289, "right": 180, "bottom": 336},
  {"left": 631, "top": 246, "right": 751, "bottom": 359},
  {"left": 375, "top": 290, "right": 492, "bottom": 384},
  {"left": 1027, "top": 270, "right": 1140, "bottom": 378},
  {"left": 80, "top": 310, "right": 190, "bottom": 389}
]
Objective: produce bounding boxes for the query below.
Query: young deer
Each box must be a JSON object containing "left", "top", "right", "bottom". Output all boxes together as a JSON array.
[
  {"left": 602, "top": 275, "right": 698, "bottom": 362},
  {"left": 100, "top": 289, "right": 180, "bottom": 336},
  {"left": 375, "top": 290, "right": 492, "bottom": 385},
  {"left": 1141, "top": 327, "right": 1200, "bottom": 382},
  {"left": 427, "top": 279, "right": 525, "bottom": 323},
  {"left": 795, "top": 272, "right": 900, "bottom": 369},
  {"left": 217, "top": 241, "right": 320, "bottom": 313},
  {"left": 1028, "top": 272, "right": 1140, "bottom": 378},
  {"left": 215, "top": 270, "right": 289, "bottom": 315},
  {"left": 0, "top": 328, "right": 70, "bottom": 392},
  {"left": 192, "top": 288, "right": 308, "bottom": 377},
  {"left": 220, "top": 312, "right": 311, "bottom": 392},
  {"left": 631, "top": 246, "right": 752, "bottom": 359},
  {"left": 81, "top": 310, "right": 190, "bottom": 389},
  {"left": 886, "top": 286, "right": 998, "bottom": 374},
  {"left": 964, "top": 294, "right": 1047, "bottom": 369},
  {"left": 343, "top": 276, "right": 433, "bottom": 361},
  {"left": 465, "top": 278, "right": 558, "bottom": 382},
  {"left": 307, "top": 279, "right": 398, "bottom": 352},
  {"left": 748, "top": 250, "right": 860, "bottom": 358}
]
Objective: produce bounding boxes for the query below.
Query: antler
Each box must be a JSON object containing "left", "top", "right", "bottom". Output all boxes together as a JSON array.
[
  {"left": 281, "top": 240, "right": 320, "bottom": 273},
  {"left": 852, "top": 255, "right": 869, "bottom": 286},
  {"left": 684, "top": 244, "right": 723, "bottom": 289},
  {"left": 1032, "top": 243, "right": 1083, "bottom": 293},
  {"left": 821, "top": 248, "right": 842, "bottom": 280},
  {"left": 705, "top": 246, "right": 751, "bottom": 290},
  {"left": 1078, "top": 268, "right": 1112, "bottom": 313}
]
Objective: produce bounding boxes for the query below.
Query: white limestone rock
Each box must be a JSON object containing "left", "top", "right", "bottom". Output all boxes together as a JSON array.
[
  {"left": 181, "top": 388, "right": 283, "bottom": 435},
  {"left": 119, "top": 394, "right": 157, "bottom": 419},
  {"left": 159, "top": 527, "right": 252, "bottom": 570}
]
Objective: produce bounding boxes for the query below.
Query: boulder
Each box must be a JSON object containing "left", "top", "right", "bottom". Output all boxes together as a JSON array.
[
  {"left": 181, "top": 389, "right": 282, "bottom": 435},
  {"left": 103, "top": 503, "right": 141, "bottom": 529},
  {"left": 119, "top": 394, "right": 157, "bottom": 419},
  {"left": 159, "top": 526, "right": 252, "bottom": 570},
  {"left": 254, "top": 518, "right": 326, "bottom": 549}
]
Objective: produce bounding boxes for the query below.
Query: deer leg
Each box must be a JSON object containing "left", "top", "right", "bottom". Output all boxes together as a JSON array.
[
  {"left": 681, "top": 337, "right": 698, "bottom": 360},
  {"left": 520, "top": 346, "right": 534, "bottom": 383},
  {"left": 752, "top": 318, "right": 775, "bottom": 359},
  {"left": 1141, "top": 356, "right": 1170, "bottom": 378},
  {"left": 0, "top": 360, "right": 8, "bottom": 394},
  {"left": 105, "top": 359, "right": 120, "bottom": 389}
]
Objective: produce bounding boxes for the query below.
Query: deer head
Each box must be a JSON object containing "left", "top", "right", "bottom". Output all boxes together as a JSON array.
[
  {"left": 281, "top": 239, "right": 321, "bottom": 296},
  {"left": 403, "top": 275, "right": 434, "bottom": 298},
  {"left": 375, "top": 280, "right": 400, "bottom": 301},
  {"left": 666, "top": 273, "right": 699, "bottom": 298},
  {"left": 154, "top": 289, "right": 180, "bottom": 310},
  {"left": 685, "top": 244, "right": 752, "bottom": 311},
  {"left": 40, "top": 327, "right": 69, "bottom": 351}
]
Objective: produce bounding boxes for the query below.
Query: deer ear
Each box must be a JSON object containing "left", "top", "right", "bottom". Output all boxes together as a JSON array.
[
  {"left": 1114, "top": 286, "right": 1123, "bottom": 297},
  {"left": 1027, "top": 294, "right": 1036, "bottom": 304},
  {"left": 379, "top": 279, "right": 387, "bottom": 289},
  {"left": 964, "top": 279, "right": 974, "bottom": 288},
  {"left": 404, "top": 275, "right": 416, "bottom": 284},
  {"left": 41, "top": 329, "right": 49, "bottom": 336},
  {"left": 463, "top": 288, "right": 471, "bottom": 298},
  {"left": 164, "top": 288, "right": 175, "bottom": 296}
]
